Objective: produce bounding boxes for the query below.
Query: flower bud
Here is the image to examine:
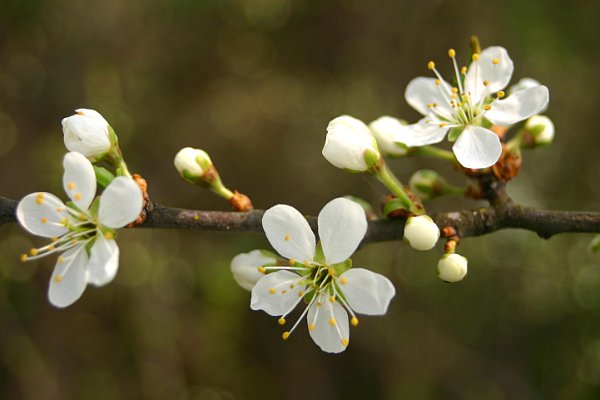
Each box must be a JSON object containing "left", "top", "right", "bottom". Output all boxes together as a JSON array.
[
  {"left": 437, "top": 253, "right": 468, "bottom": 282},
  {"left": 409, "top": 169, "right": 454, "bottom": 200},
  {"left": 509, "top": 77, "right": 540, "bottom": 94},
  {"left": 403, "top": 215, "right": 440, "bottom": 251},
  {"left": 174, "top": 147, "right": 214, "bottom": 185},
  {"left": 231, "top": 250, "right": 277, "bottom": 290},
  {"left": 322, "top": 115, "right": 381, "bottom": 172},
  {"left": 62, "top": 108, "right": 114, "bottom": 161},
  {"left": 524, "top": 115, "right": 554, "bottom": 146},
  {"left": 368, "top": 116, "right": 409, "bottom": 157}
]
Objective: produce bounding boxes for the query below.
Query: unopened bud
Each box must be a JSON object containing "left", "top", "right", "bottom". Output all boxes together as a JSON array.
[
  {"left": 409, "top": 169, "right": 457, "bottom": 200},
  {"left": 322, "top": 115, "right": 381, "bottom": 172},
  {"left": 231, "top": 250, "right": 278, "bottom": 290},
  {"left": 403, "top": 215, "right": 440, "bottom": 251},
  {"left": 174, "top": 147, "right": 213, "bottom": 183},
  {"left": 437, "top": 253, "right": 468, "bottom": 282},
  {"left": 524, "top": 115, "right": 554, "bottom": 147},
  {"left": 62, "top": 108, "right": 115, "bottom": 162},
  {"left": 368, "top": 116, "right": 409, "bottom": 157}
]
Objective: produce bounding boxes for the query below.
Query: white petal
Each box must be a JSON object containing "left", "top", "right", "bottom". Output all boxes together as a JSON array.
[
  {"left": 452, "top": 126, "right": 502, "bottom": 169},
  {"left": 405, "top": 77, "right": 453, "bottom": 116},
  {"left": 485, "top": 85, "right": 550, "bottom": 126},
  {"left": 250, "top": 271, "right": 306, "bottom": 316},
  {"left": 399, "top": 118, "right": 449, "bottom": 147},
  {"left": 322, "top": 115, "right": 379, "bottom": 171},
  {"left": 368, "top": 116, "right": 409, "bottom": 156},
  {"left": 63, "top": 151, "right": 96, "bottom": 210},
  {"left": 318, "top": 197, "right": 367, "bottom": 264},
  {"left": 98, "top": 177, "right": 143, "bottom": 229},
  {"left": 262, "top": 204, "right": 315, "bottom": 261},
  {"left": 509, "top": 77, "right": 540, "bottom": 94},
  {"left": 48, "top": 246, "right": 89, "bottom": 308},
  {"left": 231, "top": 249, "right": 277, "bottom": 291},
  {"left": 465, "top": 46, "right": 514, "bottom": 103},
  {"left": 87, "top": 234, "right": 119, "bottom": 286},
  {"left": 16, "top": 193, "right": 70, "bottom": 238},
  {"left": 338, "top": 268, "right": 395, "bottom": 315},
  {"left": 307, "top": 295, "right": 349, "bottom": 353},
  {"left": 62, "top": 109, "right": 111, "bottom": 159}
]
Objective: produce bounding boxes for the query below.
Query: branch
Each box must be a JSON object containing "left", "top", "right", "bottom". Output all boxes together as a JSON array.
[{"left": 2, "top": 195, "right": 599, "bottom": 243}]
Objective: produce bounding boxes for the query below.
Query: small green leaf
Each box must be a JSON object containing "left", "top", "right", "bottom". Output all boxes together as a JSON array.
[{"left": 383, "top": 198, "right": 406, "bottom": 216}]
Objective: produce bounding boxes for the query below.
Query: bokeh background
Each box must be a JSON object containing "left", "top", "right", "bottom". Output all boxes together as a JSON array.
[{"left": 1, "top": 0, "right": 600, "bottom": 398}]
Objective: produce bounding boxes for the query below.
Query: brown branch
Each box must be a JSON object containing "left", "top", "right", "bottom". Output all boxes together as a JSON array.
[{"left": 2, "top": 194, "right": 599, "bottom": 243}]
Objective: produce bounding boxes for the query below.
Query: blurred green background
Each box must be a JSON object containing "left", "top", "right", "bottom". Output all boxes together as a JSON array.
[{"left": 1, "top": 0, "right": 600, "bottom": 398}]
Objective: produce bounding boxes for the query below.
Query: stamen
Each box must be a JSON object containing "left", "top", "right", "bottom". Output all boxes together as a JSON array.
[
  {"left": 448, "top": 48, "right": 456, "bottom": 58},
  {"left": 54, "top": 275, "right": 63, "bottom": 283},
  {"left": 74, "top": 193, "right": 82, "bottom": 201},
  {"left": 284, "top": 234, "right": 290, "bottom": 241},
  {"left": 492, "top": 58, "right": 500, "bottom": 65},
  {"left": 484, "top": 105, "right": 492, "bottom": 111},
  {"left": 20, "top": 254, "right": 28, "bottom": 262},
  {"left": 340, "top": 277, "right": 347, "bottom": 285},
  {"left": 328, "top": 318, "right": 336, "bottom": 326},
  {"left": 341, "top": 338, "right": 349, "bottom": 347},
  {"left": 258, "top": 266, "right": 266, "bottom": 273},
  {"left": 40, "top": 217, "right": 48, "bottom": 224},
  {"left": 483, "top": 80, "right": 489, "bottom": 87},
  {"left": 351, "top": 317, "right": 359, "bottom": 326},
  {"left": 278, "top": 317, "right": 286, "bottom": 325},
  {"left": 282, "top": 290, "right": 318, "bottom": 340},
  {"left": 29, "top": 248, "right": 39, "bottom": 256},
  {"left": 472, "top": 53, "right": 480, "bottom": 61},
  {"left": 68, "top": 182, "right": 76, "bottom": 190},
  {"left": 497, "top": 91, "right": 505, "bottom": 98},
  {"left": 282, "top": 332, "right": 290, "bottom": 340},
  {"left": 460, "top": 66, "right": 467, "bottom": 74},
  {"left": 269, "top": 288, "right": 276, "bottom": 294},
  {"left": 427, "top": 61, "right": 435, "bottom": 70},
  {"left": 104, "top": 232, "right": 114, "bottom": 240}
]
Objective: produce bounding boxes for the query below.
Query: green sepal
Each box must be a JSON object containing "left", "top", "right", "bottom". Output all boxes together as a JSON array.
[
  {"left": 314, "top": 241, "right": 326, "bottom": 264},
  {"left": 107, "top": 125, "right": 119, "bottom": 147},
  {"left": 528, "top": 124, "right": 545, "bottom": 136},
  {"left": 84, "top": 237, "right": 96, "bottom": 254},
  {"left": 88, "top": 197, "right": 101, "bottom": 218},
  {"left": 94, "top": 166, "right": 115, "bottom": 189},
  {"left": 363, "top": 148, "right": 382, "bottom": 171},
  {"left": 332, "top": 258, "right": 352, "bottom": 276},
  {"left": 447, "top": 127, "right": 463, "bottom": 142},
  {"left": 383, "top": 197, "right": 406, "bottom": 217}
]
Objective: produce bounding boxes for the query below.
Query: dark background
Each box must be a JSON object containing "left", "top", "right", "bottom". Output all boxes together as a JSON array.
[{"left": 1, "top": 0, "right": 600, "bottom": 398}]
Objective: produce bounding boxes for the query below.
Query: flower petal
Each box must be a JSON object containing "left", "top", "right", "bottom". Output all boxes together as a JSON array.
[
  {"left": 262, "top": 204, "right": 316, "bottom": 261},
  {"left": 338, "top": 268, "right": 396, "bottom": 315},
  {"left": 98, "top": 177, "right": 143, "bottom": 229},
  {"left": 452, "top": 126, "right": 502, "bottom": 169},
  {"left": 231, "top": 249, "right": 277, "bottom": 291},
  {"left": 398, "top": 118, "right": 449, "bottom": 147},
  {"left": 250, "top": 271, "right": 306, "bottom": 316},
  {"left": 405, "top": 77, "right": 453, "bottom": 116},
  {"left": 465, "top": 46, "right": 514, "bottom": 103},
  {"left": 307, "top": 294, "right": 349, "bottom": 353},
  {"left": 485, "top": 85, "right": 550, "bottom": 126},
  {"left": 63, "top": 151, "right": 96, "bottom": 210},
  {"left": 16, "top": 193, "right": 70, "bottom": 238},
  {"left": 87, "top": 234, "right": 119, "bottom": 286},
  {"left": 48, "top": 245, "right": 89, "bottom": 308},
  {"left": 318, "top": 197, "right": 367, "bottom": 264}
]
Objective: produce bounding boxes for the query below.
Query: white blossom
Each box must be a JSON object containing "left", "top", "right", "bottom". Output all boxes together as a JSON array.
[
  {"left": 322, "top": 115, "right": 380, "bottom": 171},
  {"left": 16, "top": 152, "right": 143, "bottom": 307},
  {"left": 248, "top": 197, "right": 395, "bottom": 353},
  {"left": 174, "top": 147, "right": 213, "bottom": 181},
  {"left": 437, "top": 253, "right": 468, "bottom": 282},
  {"left": 62, "top": 109, "right": 112, "bottom": 161},
  {"left": 399, "top": 47, "right": 549, "bottom": 169},
  {"left": 403, "top": 215, "right": 440, "bottom": 251},
  {"left": 525, "top": 115, "right": 554, "bottom": 146}
]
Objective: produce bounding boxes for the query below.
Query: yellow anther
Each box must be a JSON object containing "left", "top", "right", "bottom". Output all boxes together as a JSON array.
[
  {"left": 328, "top": 318, "right": 336, "bottom": 326},
  {"left": 282, "top": 331, "right": 290, "bottom": 340},
  {"left": 68, "top": 182, "right": 76, "bottom": 190},
  {"left": 20, "top": 254, "right": 28, "bottom": 262},
  {"left": 427, "top": 61, "right": 435, "bottom": 70},
  {"left": 329, "top": 296, "right": 335, "bottom": 303},
  {"left": 303, "top": 260, "right": 311, "bottom": 267},
  {"left": 193, "top": 214, "right": 199, "bottom": 221},
  {"left": 48, "top": 245, "right": 55, "bottom": 251},
  {"left": 462, "top": 94, "right": 469, "bottom": 101},
  {"left": 56, "top": 207, "right": 63, "bottom": 213},
  {"left": 278, "top": 317, "right": 286, "bottom": 325},
  {"left": 309, "top": 324, "right": 315, "bottom": 331},
  {"left": 40, "top": 217, "right": 48, "bottom": 224},
  {"left": 483, "top": 80, "right": 489, "bottom": 87},
  {"left": 497, "top": 91, "right": 505, "bottom": 98},
  {"left": 74, "top": 193, "right": 82, "bottom": 200},
  {"left": 340, "top": 277, "right": 347, "bottom": 285},
  {"left": 439, "top": 123, "right": 447, "bottom": 128},
  {"left": 433, "top": 102, "right": 438, "bottom": 108},
  {"left": 460, "top": 66, "right": 467, "bottom": 74},
  {"left": 36, "top": 196, "right": 44, "bottom": 205},
  {"left": 298, "top": 291, "right": 304, "bottom": 297},
  {"left": 435, "top": 79, "right": 441, "bottom": 86},
  {"left": 452, "top": 87, "right": 458, "bottom": 94},
  {"left": 51, "top": 237, "right": 59, "bottom": 242},
  {"left": 269, "top": 288, "right": 276, "bottom": 294},
  {"left": 328, "top": 268, "right": 336, "bottom": 277},
  {"left": 54, "top": 275, "right": 63, "bottom": 283},
  {"left": 492, "top": 57, "right": 500, "bottom": 65},
  {"left": 427, "top": 103, "right": 432, "bottom": 108},
  {"left": 290, "top": 283, "right": 295, "bottom": 289},
  {"left": 448, "top": 48, "right": 456, "bottom": 58},
  {"left": 29, "top": 248, "right": 39, "bottom": 256},
  {"left": 341, "top": 338, "right": 349, "bottom": 347},
  {"left": 104, "top": 232, "right": 114, "bottom": 240},
  {"left": 351, "top": 317, "right": 359, "bottom": 326},
  {"left": 484, "top": 105, "right": 492, "bottom": 110},
  {"left": 288, "top": 258, "right": 296, "bottom": 266},
  {"left": 451, "top": 94, "right": 457, "bottom": 99},
  {"left": 317, "top": 302, "right": 322, "bottom": 307},
  {"left": 258, "top": 266, "right": 266, "bottom": 273},
  {"left": 58, "top": 256, "right": 65, "bottom": 264},
  {"left": 284, "top": 234, "right": 290, "bottom": 241},
  {"left": 281, "top": 289, "right": 287, "bottom": 294},
  {"left": 472, "top": 53, "right": 480, "bottom": 61}
]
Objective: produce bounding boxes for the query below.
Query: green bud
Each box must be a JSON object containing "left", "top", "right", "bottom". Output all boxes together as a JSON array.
[{"left": 409, "top": 169, "right": 460, "bottom": 200}]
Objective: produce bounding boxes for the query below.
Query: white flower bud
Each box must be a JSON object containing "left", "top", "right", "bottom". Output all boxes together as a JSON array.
[
  {"left": 322, "top": 115, "right": 380, "bottom": 172},
  {"left": 231, "top": 250, "right": 277, "bottom": 290},
  {"left": 403, "top": 215, "right": 440, "bottom": 251},
  {"left": 62, "top": 108, "right": 112, "bottom": 160},
  {"left": 368, "top": 116, "right": 409, "bottom": 157},
  {"left": 437, "top": 253, "right": 468, "bottom": 282},
  {"left": 509, "top": 77, "right": 540, "bottom": 94},
  {"left": 525, "top": 115, "right": 554, "bottom": 146},
  {"left": 174, "top": 147, "right": 213, "bottom": 183}
]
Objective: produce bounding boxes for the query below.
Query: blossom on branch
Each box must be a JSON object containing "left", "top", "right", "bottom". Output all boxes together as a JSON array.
[
  {"left": 16, "top": 152, "right": 143, "bottom": 307},
  {"left": 247, "top": 197, "right": 395, "bottom": 353},
  {"left": 62, "top": 109, "right": 114, "bottom": 162}
]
